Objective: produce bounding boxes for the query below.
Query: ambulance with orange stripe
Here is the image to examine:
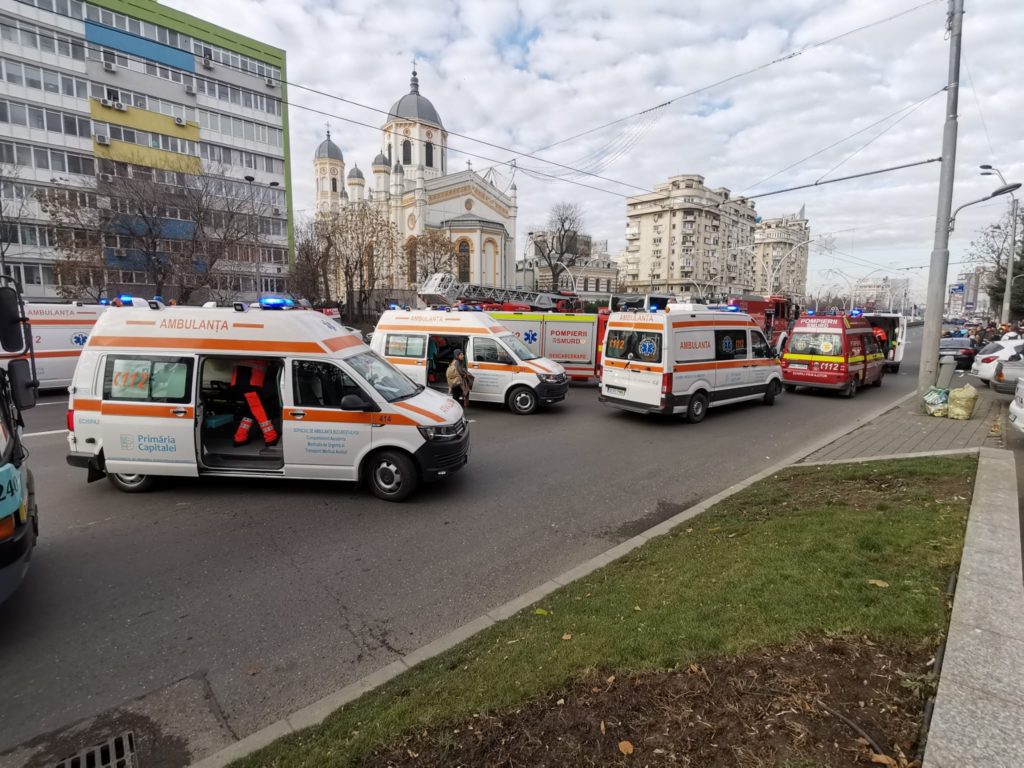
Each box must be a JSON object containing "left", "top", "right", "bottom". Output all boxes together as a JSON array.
[
  {"left": 65, "top": 298, "right": 468, "bottom": 502},
  {"left": 370, "top": 310, "right": 569, "bottom": 415},
  {"left": 0, "top": 303, "right": 105, "bottom": 390},
  {"left": 598, "top": 305, "right": 783, "bottom": 423}
]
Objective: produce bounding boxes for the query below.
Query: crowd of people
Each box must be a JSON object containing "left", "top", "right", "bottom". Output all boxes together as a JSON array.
[{"left": 943, "top": 320, "right": 1024, "bottom": 346}]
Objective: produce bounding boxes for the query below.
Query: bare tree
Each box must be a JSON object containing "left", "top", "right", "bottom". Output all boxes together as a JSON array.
[
  {"left": 1, "top": 164, "right": 36, "bottom": 274},
  {"left": 291, "top": 217, "right": 335, "bottom": 305},
  {"left": 330, "top": 204, "right": 403, "bottom": 322},
  {"left": 968, "top": 205, "right": 1024, "bottom": 315},
  {"left": 531, "top": 202, "right": 588, "bottom": 288},
  {"left": 404, "top": 230, "right": 456, "bottom": 285},
  {"left": 37, "top": 184, "right": 111, "bottom": 301}
]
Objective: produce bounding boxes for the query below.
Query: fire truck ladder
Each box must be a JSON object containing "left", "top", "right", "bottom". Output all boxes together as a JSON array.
[{"left": 418, "top": 273, "right": 565, "bottom": 310}]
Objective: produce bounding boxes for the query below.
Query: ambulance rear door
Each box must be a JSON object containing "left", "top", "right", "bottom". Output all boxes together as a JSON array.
[
  {"left": 99, "top": 353, "right": 199, "bottom": 477},
  {"left": 602, "top": 319, "right": 664, "bottom": 407},
  {"left": 541, "top": 314, "right": 598, "bottom": 380},
  {"left": 381, "top": 331, "right": 428, "bottom": 385}
]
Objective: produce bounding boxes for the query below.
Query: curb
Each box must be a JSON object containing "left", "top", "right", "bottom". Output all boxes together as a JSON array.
[
  {"left": 190, "top": 387, "right": 920, "bottom": 768},
  {"left": 802, "top": 447, "right": 981, "bottom": 466}
]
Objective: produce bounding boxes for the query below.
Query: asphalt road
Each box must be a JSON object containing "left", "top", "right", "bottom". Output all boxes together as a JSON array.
[{"left": 0, "top": 328, "right": 923, "bottom": 764}]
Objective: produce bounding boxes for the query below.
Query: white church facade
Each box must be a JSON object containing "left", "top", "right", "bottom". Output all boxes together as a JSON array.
[{"left": 313, "top": 68, "right": 518, "bottom": 289}]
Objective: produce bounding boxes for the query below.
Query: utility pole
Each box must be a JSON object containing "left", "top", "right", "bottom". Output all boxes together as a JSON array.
[
  {"left": 1000, "top": 195, "right": 1019, "bottom": 323},
  {"left": 918, "top": 0, "right": 964, "bottom": 391}
]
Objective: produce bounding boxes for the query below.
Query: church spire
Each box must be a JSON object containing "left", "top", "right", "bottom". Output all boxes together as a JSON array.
[{"left": 410, "top": 58, "right": 419, "bottom": 94}]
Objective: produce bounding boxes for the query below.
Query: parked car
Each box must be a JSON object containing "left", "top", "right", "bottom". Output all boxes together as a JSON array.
[
  {"left": 971, "top": 340, "right": 1024, "bottom": 384},
  {"left": 939, "top": 337, "right": 979, "bottom": 370},
  {"left": 992, "top": 356, "right": 1024, "bottom": 394},
  {"left": 1008, "top": 377, "right": 1024, "bottom": 435}
]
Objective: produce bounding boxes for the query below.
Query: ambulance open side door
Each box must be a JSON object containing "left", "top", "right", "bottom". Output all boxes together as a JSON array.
[{"left": 99, "top": 353, "right": 199, "bottom": 477}]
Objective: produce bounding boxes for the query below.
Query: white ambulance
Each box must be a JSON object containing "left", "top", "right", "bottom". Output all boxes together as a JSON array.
[
  {"left": 370, "top": 309, "right": 569, "bottom": 414},
  {"left": 0, "top": 303, "right": 105, "bottom": 390},
  {"left": 65, "top": 298, "right": 468, "bottom": 502},
  {"left": 599, "top": 305, "right": 783, "bottom": 422}
]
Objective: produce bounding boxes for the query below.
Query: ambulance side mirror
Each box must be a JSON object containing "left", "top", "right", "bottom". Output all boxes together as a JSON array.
[
  {"left": 0, "top": 286, "right": 26, "bottom": 353},
  {"left": 341, "top": 394, "right": 372, "bottom": 411},
  {"left": 7, "top": 358, "right": 37, "bottom": 411}
]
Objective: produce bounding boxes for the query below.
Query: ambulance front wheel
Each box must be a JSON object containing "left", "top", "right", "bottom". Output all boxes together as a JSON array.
[
  {"left": 366, "top": 450, "right": 418, "bottom": 502},
  {"left": 685, "top": 392, "right": 708, "bottom": 424},
  {"left": 107, "top": 472, "right": 157, "bottom": 493},
  {"left": 507, "top": 386, "right": 538, "bottom": 415},
  {"left": 763, "top": 380, "right": 781, "bottom": 406}
]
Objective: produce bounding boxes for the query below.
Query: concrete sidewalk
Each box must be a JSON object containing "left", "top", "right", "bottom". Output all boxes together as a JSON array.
[{"left": 803, "top": 383, "right": 1004, "bottom": 463}]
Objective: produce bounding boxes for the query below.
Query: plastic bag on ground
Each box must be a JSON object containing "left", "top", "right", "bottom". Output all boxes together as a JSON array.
[
  {"left": 947, "top": 383, "right": 978, "bottom": 420},
  {"left": 922, "top": 386, "right": 949, "bottom": 417}
]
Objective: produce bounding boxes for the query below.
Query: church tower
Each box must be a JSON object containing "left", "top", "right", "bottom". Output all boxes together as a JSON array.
[
  {"left": 314, "top": 131, "right": 345, "bottom": 215},
  {"left": 382, "top": 67, "right": 447, "bottom": 188}
]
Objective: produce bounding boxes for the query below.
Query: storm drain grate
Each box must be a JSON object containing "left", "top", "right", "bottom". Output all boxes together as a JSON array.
[{"left": 51, "top": 731, "right": 137, "bottom": 768}]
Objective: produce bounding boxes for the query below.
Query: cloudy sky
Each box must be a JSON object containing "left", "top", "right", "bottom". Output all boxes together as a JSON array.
[{"left": 168, "top": 0, "right": 1022, "bottom": 300}]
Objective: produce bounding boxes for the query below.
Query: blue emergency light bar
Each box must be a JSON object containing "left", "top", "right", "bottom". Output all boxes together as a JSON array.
[
  {"left": 850, "top": 308, "right": 864, "bottom": 317},
  {"left": 99, "top": 298, "right": 111, "bottom": 305},
  {"left": 805, "top": 309, "right": 816, "bottom": 316},
  {"left": 117, "top": 294, "right": 134, "bottom": 306},
  {"left": 723, "top": 305, "right": 740, "bottom": 312},
  {"left": 259, "top": 296, "right": 295, "bottom": 309}
]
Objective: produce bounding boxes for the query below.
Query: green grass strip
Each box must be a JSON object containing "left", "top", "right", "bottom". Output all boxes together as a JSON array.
[{"left": 234, "top": 456, "right": 975, "bottom": 767}]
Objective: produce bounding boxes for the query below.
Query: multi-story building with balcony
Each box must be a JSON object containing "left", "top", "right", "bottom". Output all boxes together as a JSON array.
[
  {"left": 854, "top": 276, "right": 912, "bottom": 312},
  {"left": 0, "top": 0, "right": 291, "bottom": 301},
  {"left": 752, "top": 214, "right": 810, "bottom": 298},
  {"left": 622, "top": 174, "right": 757, "bottom": 300}
]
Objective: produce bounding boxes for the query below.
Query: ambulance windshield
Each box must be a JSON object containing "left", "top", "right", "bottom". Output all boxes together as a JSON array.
[
  {"left": 347, "top": 351, "right": 421, "bottom": 402},
  {"left": 499, "top": 334, "right": 539, "bottom": 361}
]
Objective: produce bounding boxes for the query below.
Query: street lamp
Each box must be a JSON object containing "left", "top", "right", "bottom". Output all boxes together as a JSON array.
[
  {"left": 948, "top": 182, "right": 1020, "bottom": 233},
  {"left": 243, "top": 176, "right": 280, "bottom": 301},
  {"left": 981, "top": 165, "right": 1020, "bottom": 324}
]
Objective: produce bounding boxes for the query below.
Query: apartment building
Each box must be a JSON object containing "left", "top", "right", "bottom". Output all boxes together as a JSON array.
[
  {"left": 0, "top": 0, "right": 290, "bottom": 301},
  {"left": 752, "top": 214, "right": 810, "bottom": 298},
  {"left": 853, "top": 276, "right": 911, "bottom": 312},
  {"left": 621, "top": 174, "right": 758, "bottom": 300}
]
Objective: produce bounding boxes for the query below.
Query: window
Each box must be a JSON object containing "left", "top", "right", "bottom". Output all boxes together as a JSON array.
[
  {"left": 789, "top": 332, "right": 843, "bottom": 357},
  {"left": 292, "top": 360, "right": 370, "bottom": 408},
  {"left": 471, "top": 337, "right": 513, "bottom": 365},
  {"left": 604, "top": 330, "right": 663, "bottom": 363},
  {"left": 384, "top": 333, "right": 426, "bottom": 358},
  {"left": 103, "top": 356, "right": 193, "bottom": 403},
  {"left": 330, "top": 177, "right": 337, "bottom": 193},
  {"left": 457, "top": 241, "right": 470, "bottom": 282},
  {"left": 751, "top": 330, "right": 773, "bottom": 359},
  {"left": 342, "top": 351, "right": 420, "bottom": 403},
  {"left": 402, "top": 139, "right": 411, "bottom": 165},
  {"left": 425, "top": 141, "right": 433, "bottom": 168},
  {"left": 715, "top": 329, "right": 747, "bottom": 361}
]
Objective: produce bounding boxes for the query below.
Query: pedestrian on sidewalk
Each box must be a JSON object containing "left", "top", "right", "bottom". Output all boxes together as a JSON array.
[{"left": 447, "top": 349, "right": 474, "bottom": 409}]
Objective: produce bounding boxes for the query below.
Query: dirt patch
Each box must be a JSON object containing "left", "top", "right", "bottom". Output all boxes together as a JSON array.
[{"left": 361, "top": 636, "right": 932, "bottom": 768}]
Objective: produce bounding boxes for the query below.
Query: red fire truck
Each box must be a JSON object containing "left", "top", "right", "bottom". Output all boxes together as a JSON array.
[{"left": 727, "top": 294, "right": 800, "bottom": 351}]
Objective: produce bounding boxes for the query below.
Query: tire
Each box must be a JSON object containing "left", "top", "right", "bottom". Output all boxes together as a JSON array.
[
  {"left": 365, "top": 450, "right": 418, "bottom": 502},
  {"left": 982, "top": 379, "right": 990, "bottom": 387},
  {"left": 763, "top": 380, "right": 781, "bottom": 405},
  {"left": 843, "top": 378, "right": 857, "bottom": 399},
  {"left": 685, "top": 391, "right": 709, "bottom": 423},
  {"left": 107, "top": 472, "right": 157, "bottom": 493},
  {"left": 872, "top": 370, "right": 884, "bottom": 387},
  {"left": 783, "top": 383, "right": 797, "bottom": 393},
  {"left": 507, "top": 386, "right": 538, "bottom": 415},
  {"left": 892, "top": 363, "right": 900, "bottom": 374}
]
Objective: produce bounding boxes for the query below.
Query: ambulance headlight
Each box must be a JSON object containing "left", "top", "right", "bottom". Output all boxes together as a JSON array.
[
  {"left": 537, "top": 373, "right": 565, "bottom": 384},
  {"left": 418, "top": 423, "right": 463, "bottom": 442}
]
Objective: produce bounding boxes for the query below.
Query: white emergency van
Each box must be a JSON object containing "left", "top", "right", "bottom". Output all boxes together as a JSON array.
[
  {"left": 862, "top": 312, "right": 908, "bottom": 372},
  {"left": 370, "top": 309, "right": 569, "bottom": 414},
  {"left": 0, "top": 303, "right": 105, "bottom": 390},
  {"left": 599, "top": 305, "right": 783, "bottom": 422},
  {"left": 65, "top": 299, "right": 468, "bottom": 502}
]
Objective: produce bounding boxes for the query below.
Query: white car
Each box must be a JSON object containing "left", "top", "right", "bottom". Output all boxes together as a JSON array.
[
  {"left": 971, "top": 340, "right": 1024, "bottom": 384},
  {"left": 1009, "top": 377, "right": 1024, "bottom": 435}
]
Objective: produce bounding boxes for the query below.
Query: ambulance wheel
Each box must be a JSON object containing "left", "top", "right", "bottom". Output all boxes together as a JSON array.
[
  {"left": 107, "top": 473, "right": 157, "bottom": 493},
  {"left": 892, "top": 363, "right": 901, "bottom": 374},
  {"left": 685, "top": 392, "right": 709, "bottom": 424},
  {"left": 784, "top": 383, "right": 797, "bottom": 393},
  {"left": 763, "top": 380, "right": 781, "bottom": 405},
  {"left": 843, "top": 379, "right": 857, "bottom": 399},
  {"left": 366, "top": 450, "right": 418, "bottom": 502},
  {"left": 507, "top": 386, "right": 538, "bottom": 415}
]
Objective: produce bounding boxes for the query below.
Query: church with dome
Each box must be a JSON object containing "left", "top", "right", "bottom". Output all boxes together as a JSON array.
[{"left": 313, "top": 68, "right": 519, "bottom": 289}]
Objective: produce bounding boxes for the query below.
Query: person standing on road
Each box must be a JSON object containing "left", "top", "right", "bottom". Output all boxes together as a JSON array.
[{"left": 447, "top": 349, "right": 474, "bottom": 409}]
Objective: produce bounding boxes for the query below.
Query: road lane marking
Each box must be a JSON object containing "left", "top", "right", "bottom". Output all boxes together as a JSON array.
[
  {"left": 24, "top": 429, "right": 67, "bottom": 437},
  {"left": 36, "top": 401, "right": 67, "bottom": 407}
]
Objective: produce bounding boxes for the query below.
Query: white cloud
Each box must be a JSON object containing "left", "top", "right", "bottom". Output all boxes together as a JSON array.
[{"left": 167, "top": 0, "right": 1023, "bottom": 300}]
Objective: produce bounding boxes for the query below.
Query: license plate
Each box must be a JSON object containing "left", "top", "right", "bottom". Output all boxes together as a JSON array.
[
  {"left": 605, "top": 385, "right": 626, "bottom": 395},
  {"left": 788, "top": 363, "right": 808, "bottom": 370}
]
